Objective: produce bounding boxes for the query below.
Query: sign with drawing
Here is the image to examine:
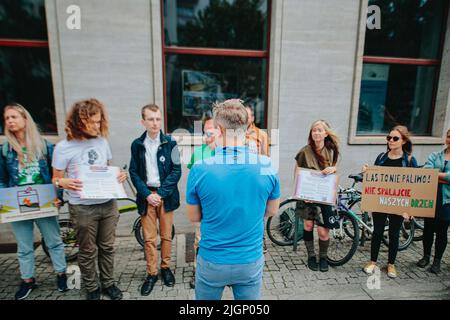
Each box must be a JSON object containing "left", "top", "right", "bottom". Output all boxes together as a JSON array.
[{"left": 0, "top": 184, "right": 59, "bottom": 223}]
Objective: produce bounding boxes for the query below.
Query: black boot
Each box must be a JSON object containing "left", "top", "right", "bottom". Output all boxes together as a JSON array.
[
  {"left": 429, "top": 258, "right": 441, "bottom": 274},
  {"left": 307, "top": 256, "right": 319, "bottom": 271},
  {"left": 319, "top": 257, "right": 329, "bottom": 272},
  {"left": 319, "top": 239, "right": 330, "bottom": 272},
  {"left": 416, "top": 255, "right": 430, "bottom": 268}
]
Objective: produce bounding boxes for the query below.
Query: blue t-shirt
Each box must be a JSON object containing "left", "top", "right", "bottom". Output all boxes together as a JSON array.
[{"left": 186, "top": 146, "right": 281, "bottom": 264}]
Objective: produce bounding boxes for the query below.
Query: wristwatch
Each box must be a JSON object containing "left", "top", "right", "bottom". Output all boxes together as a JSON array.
[{"left": 54, "top": 179, "right": 62, "bottom": 189}]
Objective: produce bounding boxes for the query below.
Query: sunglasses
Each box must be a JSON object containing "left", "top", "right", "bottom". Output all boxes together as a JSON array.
[
  {"left": 386, "top": 135, "right": 401, "bottom": 142},
  {"left": 204, "top": 131, "right": 215, "bottom": 138}
]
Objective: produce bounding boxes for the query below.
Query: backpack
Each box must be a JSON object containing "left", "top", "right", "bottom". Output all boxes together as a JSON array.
[{"left": 375, "top": 152, "right": 414, "bottom": 167}]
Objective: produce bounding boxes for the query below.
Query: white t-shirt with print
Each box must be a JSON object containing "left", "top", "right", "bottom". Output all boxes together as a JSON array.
[{"left": 52, "top": 137, "right": 113, "bottom": 205}]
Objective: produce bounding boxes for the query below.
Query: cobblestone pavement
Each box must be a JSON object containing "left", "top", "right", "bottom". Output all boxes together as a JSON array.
[{"left": 0, "top": 233, "right": 449, "bottom": 300}]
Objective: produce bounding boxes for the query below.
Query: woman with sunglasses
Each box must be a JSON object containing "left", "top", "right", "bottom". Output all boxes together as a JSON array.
[
  {"left": 416, "top": 129, "right": 450, "bottom": 273},
  {"left": 362, "top": 125, "right": 418, "bottom": 278}
]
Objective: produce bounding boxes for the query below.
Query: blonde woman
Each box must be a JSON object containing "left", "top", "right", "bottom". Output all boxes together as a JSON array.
[
  {"left": 294, "top": 120, "right": 340, "bottom": 272},
  {"left": 0, "top": 103, "right": 67, "bottom": 300}
]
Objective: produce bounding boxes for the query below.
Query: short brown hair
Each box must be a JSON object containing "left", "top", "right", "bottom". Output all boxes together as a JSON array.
[
  {"left": 141, "top": 104, "right": 161, "bottom": 119},
  {"left": 65, "top": 99, "right": 109, "bottom": 141},
  {"left": 213, "top": 99, "right": 248, "bottom": 131}
]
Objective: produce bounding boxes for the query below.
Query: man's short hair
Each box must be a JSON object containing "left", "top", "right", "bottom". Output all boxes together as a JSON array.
[
  {"left": 141, "top": 104, "right": 161, "bottom": 119},
  {"left": 213, "top": 99, "right": 248, "bottom": 131}
]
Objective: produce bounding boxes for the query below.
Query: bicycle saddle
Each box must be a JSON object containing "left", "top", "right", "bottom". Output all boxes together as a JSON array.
[{"left": 348, "top": 173, "right": 363, "bottom": 183}]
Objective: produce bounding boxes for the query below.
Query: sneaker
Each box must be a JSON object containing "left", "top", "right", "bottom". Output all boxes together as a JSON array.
[
  {"left": 57, "top": 273, "right": 68, "bottom": 292},
  {"left": 15, "top": 279, "right": 37, "bottom": 300},
  {"left": 363, "top": 262, "right": 377, "bottom": 275},
  {"left": 429, "top": 259, "right": 441, "bottom": 274},
  {"left": 416, "top": 255, "right": 430, "bottom": 268},
  {"left": 387, "top": 264, "right": 397, "bottom": 278},
  {"left": 307, "top": 256, "right": 319, "bottom": 271},
  {"left": 86, "top": 288, "right": 101, "bottom": 300},
  {"left": 102, "top": 284, "right": 123, "bottom": 300},
  {"left": 319, "top": 257, "right": 329, "bottom": 272}
]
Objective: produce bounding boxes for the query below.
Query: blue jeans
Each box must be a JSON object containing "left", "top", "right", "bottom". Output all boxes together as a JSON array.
[
  {"left": 195, "top": 255, "right": 264, "bottom": 300},
  {"left": 11, "top": 216, "right": 67, "bottom": 279}
]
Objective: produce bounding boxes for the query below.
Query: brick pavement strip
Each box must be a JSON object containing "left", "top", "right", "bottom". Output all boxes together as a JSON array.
[{"left": 0, "top": 235, "right": 449, "bottom": 300}]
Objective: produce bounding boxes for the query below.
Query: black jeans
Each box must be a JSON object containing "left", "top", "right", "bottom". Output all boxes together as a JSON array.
[
  {"left": 370, "top": 213, "right": 403, "bottom": 264},
  {"left": 422, "top": 218, "right": 450, "bottom": 260}
]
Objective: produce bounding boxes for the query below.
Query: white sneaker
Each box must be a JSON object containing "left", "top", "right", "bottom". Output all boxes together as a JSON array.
[{"left": 363, "top": 262, "right": 377, "bottom": 275}]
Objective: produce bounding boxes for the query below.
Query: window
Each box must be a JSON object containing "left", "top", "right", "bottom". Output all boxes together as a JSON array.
[
  {"left": 0, "top": 0, "right": 57, "bottom": 134},
  {"left": 162, "top": 0, "right": 271, "bottom": 133},
  {"left": 356, "top": 0, "right": 448, "bottom": 136}
]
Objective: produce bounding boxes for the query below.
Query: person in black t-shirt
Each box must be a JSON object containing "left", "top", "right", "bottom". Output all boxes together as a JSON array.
[{"left": 361, "top": 125, "right": 418, "bottom": 279}]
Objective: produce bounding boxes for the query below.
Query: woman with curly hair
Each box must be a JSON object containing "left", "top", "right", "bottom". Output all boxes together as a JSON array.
[{"left": 52, "top": 99, "right": 127, "bottom": 300}]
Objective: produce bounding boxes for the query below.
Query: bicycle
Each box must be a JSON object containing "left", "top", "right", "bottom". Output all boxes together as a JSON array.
[
  {"left": 41, "top": 172, "right": 175, "bottom": 262},
  {"left": 266, "top": 173, "right": 415, "bottom": 266},
  {"left": 327, "top": 174, "right": 415, "bottom": 266}
]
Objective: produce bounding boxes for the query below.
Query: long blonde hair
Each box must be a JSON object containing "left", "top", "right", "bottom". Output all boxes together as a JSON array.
[
  {"left": 3, "top": 103, "right": 44, "bottom": 162},
  {"left": 308, "top": 120, "right": 340, "bottom": 168}
]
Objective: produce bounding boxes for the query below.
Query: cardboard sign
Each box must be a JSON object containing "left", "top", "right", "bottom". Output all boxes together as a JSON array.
[
  {"left": 294, "top": 168, "right": 339, "bottom": 205},
  {"left": 0, "top": 184, "right": 59, "bottom": 223},
  {"left": 361, "top": 166, "right": 439, "bottom": 218}
]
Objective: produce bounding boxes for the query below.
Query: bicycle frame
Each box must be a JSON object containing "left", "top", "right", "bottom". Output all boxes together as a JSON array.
[{"left": 335, "top": 188, "right": 375, "bottom": 235}]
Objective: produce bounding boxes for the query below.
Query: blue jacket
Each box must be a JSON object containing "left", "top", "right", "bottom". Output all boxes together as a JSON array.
[
  {"left": 423, "top": 149, "right": 450, "bottom": 206},
  {"left": 129, "top": 131, "right": 182, "bottom": 215},
  {"left": 0, "top": 141, "right": 54, "bottom": 188},
  {"left": 374, "top": 151, "right": 418, "bottom": 168}
]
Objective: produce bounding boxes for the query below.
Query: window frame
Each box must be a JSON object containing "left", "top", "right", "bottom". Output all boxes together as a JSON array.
[
  {"left": 349, "top": 0, "right": 450, "bottom": 144},
  {"left": 160, "top": 0, "right": 272, "bottom": 134}
]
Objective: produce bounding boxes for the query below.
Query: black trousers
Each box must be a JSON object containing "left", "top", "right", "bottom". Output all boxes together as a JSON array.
[
  {"left": 422, "top": 218, "right": 450, "bottom": 260},
  {"left": 370, "top": 213, "right": 403, "bottom": 264}
]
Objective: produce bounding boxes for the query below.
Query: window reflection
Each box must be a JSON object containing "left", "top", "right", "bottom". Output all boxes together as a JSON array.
[
  {"left": 165, "top": 54, "right": 267, "bottom": 133},
  {"left": 0, "top": 0, "right": 48, "bottom": 40},
  {"left": 357, "top": 63, "right": 436, "bottom": 135},
  {"left": 164, "top": 0, "right": 269, "bottom": 50},
  {"left": 365, "top": 0, "right": 446, "bottom": 59},
  {"left": 0, "top": 47, "right": 56, "bottom": 134}
]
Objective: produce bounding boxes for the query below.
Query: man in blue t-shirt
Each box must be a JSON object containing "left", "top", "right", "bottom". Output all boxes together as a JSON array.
[{"left": 186, "top": 99, "right": 280, "bottom": 300}]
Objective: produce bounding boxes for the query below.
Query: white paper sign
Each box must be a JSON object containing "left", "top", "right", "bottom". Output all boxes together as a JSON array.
[
  {"left": 294, "top": 169, "right": 339, "bottom": 205},
  {"left": 78, "top": 165, "right": 127, "bottom": 199}
]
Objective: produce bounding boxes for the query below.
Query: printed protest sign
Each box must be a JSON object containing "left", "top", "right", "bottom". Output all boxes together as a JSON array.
[
  {"left": 294, "top": 169, "right": 339, "bottom": 205},
  {"left": 361, "top": 166, "right": 439, "bottom": 218},
  {"left": 0, "top": 184, "right": 59, "bottom": 223}
]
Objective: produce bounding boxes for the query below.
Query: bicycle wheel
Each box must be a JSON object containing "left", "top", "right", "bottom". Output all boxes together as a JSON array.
[
  {"left": 266, "top": 199, "right": 303, "bottom": 246},
  {"left": 382, "top": 217, "right": 415, "bottom": 251},
  {"left": 346, "top": 199, "right": 372, "bottom": 241},
  {"left": 133, "top": 217, "right": 175, "bottom": 248},
  {"left": 327, "top": 210, "right": 360, "bottom": 266},
  {"left": 42, "top": 218, "right": 79, "bottom": 262},
  {"left": 413, "top": 217, "right": 424, "bottom": 241}
]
